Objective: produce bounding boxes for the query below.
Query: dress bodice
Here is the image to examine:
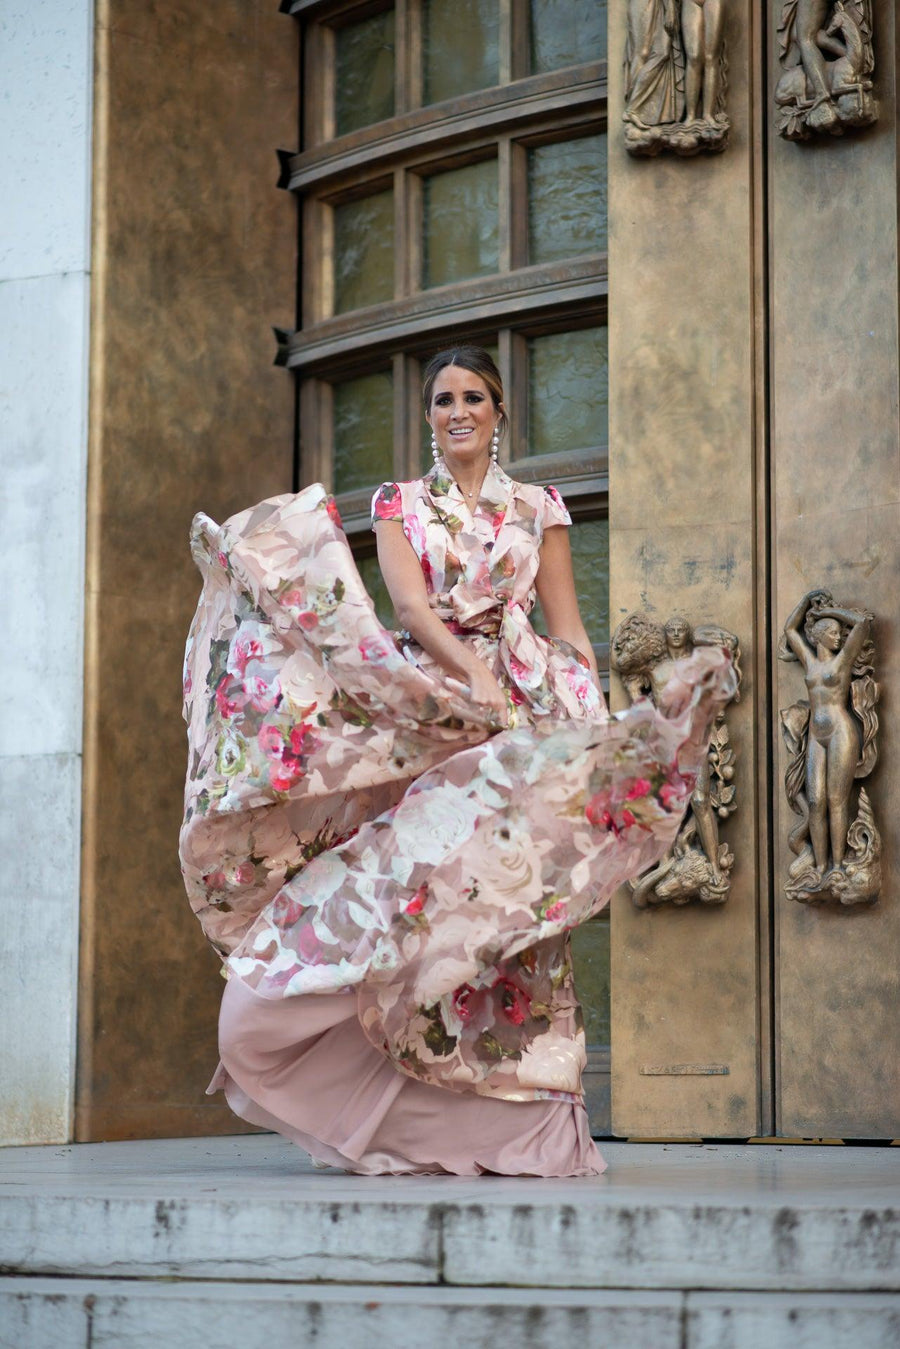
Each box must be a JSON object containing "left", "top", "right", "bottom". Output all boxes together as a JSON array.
[{"left": 371, "top": 462, "right": 605, "bottom": 721}]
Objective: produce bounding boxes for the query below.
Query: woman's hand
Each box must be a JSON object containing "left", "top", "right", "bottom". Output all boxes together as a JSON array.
[{"left": 449, "top": 660, "right": 509, "bottom": 727}]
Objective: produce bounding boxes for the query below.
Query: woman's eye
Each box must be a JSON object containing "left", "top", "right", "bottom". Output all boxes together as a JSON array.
[{"left": 465, "top": 393, "right": 484, "bottom": 403}]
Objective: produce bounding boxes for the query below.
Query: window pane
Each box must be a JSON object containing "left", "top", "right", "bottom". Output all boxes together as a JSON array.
[
  {"left": 529, "top": 0, "right": 607, "bottom": 72},
  {"left": 333, "top": 371, "right": 393, "bottom": 493},
  {"left": 532, "top": 515, "right": 609, "bottom": 646},
  {"left": 528, "top": 326, "right": 608, "bottom": 456},
  {"left": 423, "top": 0, "right": 499, "bottom": 105},
  {"left": 423, "top": 160, "right": 498, "bottom": 289},
  {"left": 528, "top": 134, "right": 607, "bottom": 264},
  {"left": 356, "top": 553, "right": 397, "bottom": 630},
  {"left": 334, "top": 190, "right": 394, "bottom": 314},
  {"left": 335, "top": 10, "right": 395, "bottom": 136},
  {"left": 569, "top": 516, "right": 609, "bottom": 644},
  {"left": 571, "top": 917, "right": 610, "bottom": 1046}
]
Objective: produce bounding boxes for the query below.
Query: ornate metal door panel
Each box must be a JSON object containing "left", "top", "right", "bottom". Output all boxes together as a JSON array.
[
  {"left": 608, "top": 0, "right": 899, "bottom": 1140},
  {"left": 607, "top": 2, "right": 767, "bottom": 1139},
  {"left": 769, "top": 5, "right": 900, "bottom": 1138}
]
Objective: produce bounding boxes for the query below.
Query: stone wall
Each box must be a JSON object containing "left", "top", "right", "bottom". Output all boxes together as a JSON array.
[{"left": 0, "top": 1, "right": 94, "bottom": 1145}]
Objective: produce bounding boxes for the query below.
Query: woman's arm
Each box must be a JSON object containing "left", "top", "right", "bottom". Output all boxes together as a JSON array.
[
  {"left": 374, "top": 520, "right": 508, "bottom": 722},
  {"left": 782, "top": 592, "right": 813, "bottom": 665},
  {"left": 533, "top": 525, "right": 601, "bottom": 690},
  {"left": 817, "top": 608, "right": 872, "bottom": 667}
]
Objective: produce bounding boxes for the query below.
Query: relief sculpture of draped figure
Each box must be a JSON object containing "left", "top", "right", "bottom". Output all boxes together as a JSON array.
[
  {"left": 611, "top": 613, "right": 742, "bottom": 906},
  {"left": 624, "top": 0, "right": 729, "bottom": 157},
  {"left": 778, "top": 589, "right": 881, "bottom": 906}
]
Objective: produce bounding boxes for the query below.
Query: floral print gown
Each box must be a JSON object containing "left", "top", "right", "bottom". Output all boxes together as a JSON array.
[{"left": 179, "top": 460, "right": 734, "bottom": 1170}]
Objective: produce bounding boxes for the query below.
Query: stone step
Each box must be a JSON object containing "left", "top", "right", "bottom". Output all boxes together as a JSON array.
[
  {"left": 2, "top": 1279, "right": 899, "bottom": 1349},
  {"left": 1, "top": 1137, "right": 898, "bottom": 1294}
]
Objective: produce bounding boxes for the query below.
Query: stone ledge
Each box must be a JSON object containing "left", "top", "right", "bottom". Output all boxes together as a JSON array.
[
  {"left": 1, "top": 1136, "right": 897, "bottom": 1292},
  {"left": 1, "top": 1280, "right": 899, "bottom": 1349}
]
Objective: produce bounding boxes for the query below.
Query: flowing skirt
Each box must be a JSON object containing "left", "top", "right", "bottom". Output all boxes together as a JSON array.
[
  {"left": 211, "top": 978, "right": 604, "bottom": 1176},
  {"left": 180, "top": 488, "right": 736, "bottom": 1176}
]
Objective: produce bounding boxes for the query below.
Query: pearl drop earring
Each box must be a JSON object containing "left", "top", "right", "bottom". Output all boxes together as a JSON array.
[
  {"left": 490, "top": 425, "right": 500, "bottom": 462},
  {"left": 431, "top": 432, "right": 440, "bottom": 463}
]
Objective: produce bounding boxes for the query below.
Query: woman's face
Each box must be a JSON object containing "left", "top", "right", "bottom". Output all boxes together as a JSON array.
[
  {"left": 815, "top": 618, "right": 843, "bottom": 653},
  {"left": 426, "top": 365, "right": 499, "bottom": 465}
]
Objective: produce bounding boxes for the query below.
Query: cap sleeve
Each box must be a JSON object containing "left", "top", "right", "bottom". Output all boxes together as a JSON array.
[
  {"left": 542, "top": 484, "right": 572, "bottom": 529},
  {"left": 371, "top": 482, "right": 403, "bottom": 526}
]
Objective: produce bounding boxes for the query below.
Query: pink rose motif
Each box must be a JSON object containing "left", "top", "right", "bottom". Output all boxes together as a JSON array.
[
  {"left": 404, "top": 884, "right": 428, "bottom": 917},
  {"left": 625, "top": 778, "right": 652, "bottom": 801},
  {"left": 586, "top": 795, "right": 621, "bottom": 837},
  {"left": 620, "top": 809, "right": 636, "bottom": 830},
  {"left": 659, "top": 782, "right": 688, "bottom": 811},
  {"left": 508, "top": 654, "right": 531, "bottom": 682},
  {"left": 584, "top": 789, "right": 611, "bottom": 827},
  {"left": 272, "top": 893, "right": 305, "bottom": 929},
  {"left": 183, "top": 669, "right": 193, "bottom": 698},
  {"left": 495, "top": 977, "right": 531, "bottom": 1027},
  {"left": 296, "top": 922, "right": 322, "bottom": 963},
  {"left": 231, "top": 636, "right": 262, "bottom": 676},
  {"left": 228, "top": 860, "right": 255, "bottom": 887},
  {"left": 452, "top": 985, "right": 474, "bottom": 1022},
  {"left": 270, "top": 755, "right": 305, "bottom": 792},
  {"left": 202, "top": 869, "right": 227, "bottom": 891},
  {"left": 258, "top": 724, "right": 283, "bottom": 758},
  {"left": 543, "top": 899, "right": 567, "bottom": 923},
  {"left": 297, "top": 611, "right": 319, "bottom": 631},
  {"left": 282, "top": 589, "right": 304, "bottom": 608},
  {"left": 289, "top": 722, "right": 319, "bottom": 757},
  {"left": 403, "top": 513, "right": 427, "bottom": 555},
  {"left": 215, "top": 677, "right": 245, "bottom": 719},
  {"left": 565, "top": 668, "right": 591, "bottom": 700},
  {"left": 373, "top": 484, "right": 401, "bottom": 520},
  {"left": 359, "top": 635, "right": 394, "bottom": 665},
  {"left": 326, "top": 498, "right": 343, "bottom": 528},
  {"left": 244, "top": 675, "right": 280, "bottom": 713}
]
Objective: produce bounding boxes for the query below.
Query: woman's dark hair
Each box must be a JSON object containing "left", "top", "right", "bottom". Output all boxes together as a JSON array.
[{"left": 422, "top": 345, "right": 508, "bottom": 437}]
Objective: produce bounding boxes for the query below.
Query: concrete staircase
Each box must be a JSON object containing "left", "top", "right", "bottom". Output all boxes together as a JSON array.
[{"left": 1, "top": 1136, "right": 898, "bottom": 1347}]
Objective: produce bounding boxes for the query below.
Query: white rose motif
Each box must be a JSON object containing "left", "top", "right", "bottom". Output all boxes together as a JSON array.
[
  {"left": 389, "top": 785, "right": 482, "bottom": 865},
  {"left": 517, "top": 1029, "right": 585, "bottom": 1093}
]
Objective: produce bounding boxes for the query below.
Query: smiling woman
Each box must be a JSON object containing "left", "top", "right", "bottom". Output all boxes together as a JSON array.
[{"left": 179, "top": 345, "right": 736, "bottom": 1176}]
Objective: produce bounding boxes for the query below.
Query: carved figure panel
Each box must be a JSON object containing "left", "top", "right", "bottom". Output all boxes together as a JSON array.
[
  {"left": 778, "top": 590, "right": 880, "bottom": 905},
  {"left": 624, "top": 0, "right": 730, "bottom": 157},
  {"left": 775, "top": 1, "right": 877, "bottom": 141},
  {"left": 611, "top": 614, "right": 741, "bottom": 906}
]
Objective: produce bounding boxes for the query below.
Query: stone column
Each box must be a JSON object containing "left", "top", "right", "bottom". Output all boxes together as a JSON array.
[{"left": 0, "top": 0, "right": 94, "bottom": 1145}]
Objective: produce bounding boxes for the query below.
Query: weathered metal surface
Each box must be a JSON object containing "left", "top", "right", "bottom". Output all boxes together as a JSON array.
[
  {"left": 608, "top": 1, "right": 763, "bottom": 1138},
  {"left": 78, "top": 0, "right": 296, "bottom": 1140},
  {"left": 769, "top": 0, "right": 900, "bottom": 1137}
]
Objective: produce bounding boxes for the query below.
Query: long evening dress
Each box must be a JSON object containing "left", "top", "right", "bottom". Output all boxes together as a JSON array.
[{"left": 179, "top": 460, "right": 734, "bottom": 1176}]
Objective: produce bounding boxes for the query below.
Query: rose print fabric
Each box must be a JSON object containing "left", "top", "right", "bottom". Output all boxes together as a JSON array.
[{"left": 180, "top": 460, "right": 735, "bottom": 1117}]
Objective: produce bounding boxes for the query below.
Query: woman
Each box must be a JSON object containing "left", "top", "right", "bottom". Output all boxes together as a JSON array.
[
  {"left": 180, "top": 346, "right": 734, "bottom": 1176},
  {"left": 781, "top": 589, "right": 872, "bottom": 878}
]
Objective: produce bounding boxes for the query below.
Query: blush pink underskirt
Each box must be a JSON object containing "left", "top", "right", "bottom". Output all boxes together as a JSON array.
[{"left": 209, "top": 977, "right": 606, "bottom": 1178}]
